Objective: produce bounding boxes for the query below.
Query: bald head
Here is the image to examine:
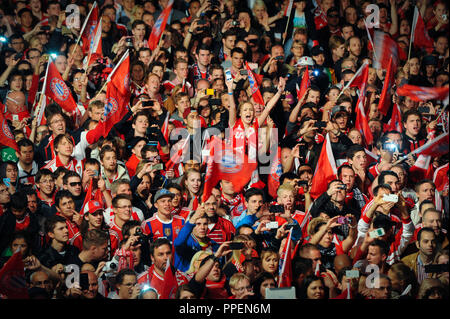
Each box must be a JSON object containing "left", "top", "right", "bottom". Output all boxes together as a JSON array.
[
  {"left": 6, "top": 91, "right": 26, "bottom": 113},
  {"left": 334, "top": 254, "right": 352, "bottom": 274}
]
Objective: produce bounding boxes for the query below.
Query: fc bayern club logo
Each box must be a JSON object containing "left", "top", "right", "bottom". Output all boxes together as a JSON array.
[
  {"left": 124, "top": 74, "right": 130, "bottom": 90},
  {"left": 104, "top": 97, "right": 118, "bottom": 120},
  {"left": 219, "top": 153, "right": 243, "bottom": 174},
  {"left": 2, "top": 119, "right": 14, "bottom": 140},
  {"left": 50, "top": 78, "right": 70, "bottom": 101}
]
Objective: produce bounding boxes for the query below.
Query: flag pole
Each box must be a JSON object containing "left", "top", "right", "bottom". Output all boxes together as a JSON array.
[
  {"left": 71, "top": 1, "right": 97, "bottom": 57},
  {"left": 33, "top": 59, "right": 51, "bottom": 118},
  {"left": 337, "top": 62, "right": 368, "bottom": 99},
  {"left": 408, "top": 6, "right": 418, "bottom": 62},
  {"left": 282, "top": 12, "right": 292, "bottom": 46}
]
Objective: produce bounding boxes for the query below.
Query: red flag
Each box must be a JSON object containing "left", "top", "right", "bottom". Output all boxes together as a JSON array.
[
  {"left": 283, "top": 0, "right": 294, "bottom": 16},
  {"left": 386, "top": 103, "right": 403, "bottom": 132},
  {"left": 0, "top": 110, "right": 19, "bottom": 152},
  {"left": 202, "top": 137, "right": 257, "bottom": 202},
  {"left": 433, "top": 163, "right": 449, "bottom": 192},
  {"left": 397, "top": 85, "right": 449, "bottom": 102},
  {"left": 160, "top": 259, "right": 178, "bottom": 299},
  {"left": 161, "top": 112, "right": 170, "bottom": 144},
  {"left": 378, "top": 57, "right": 394, "bottom": 116},
  {"left": 296, "top": 66, "right": 310, "bottom": 100},
  {"left": 409, "top": 154, "right": 434, "bottom": 183},
  {"left": 349, "top": 62, "right": 369, "bottom": 89},
  {"left": 278, "top": 228, "right": 293, "bottom": 288},
  {"left": 45, "top": 62, "right": 78, "bottom": 113},
  {"left": 148, "top": 0, "right": 174, "bottom": 50},
  {"left": 245, "top": 62, "right": 264, "bottom": 105},
  {"left": 268, "top": 146, "right": 283, "bottom": 199},
  {"left": 103, "top": 51, "right": 131, "bottom": 137},
  {"left": 365, "top": 148, "right": 379, "bottom": 166},
  {"left": 354, "top": 64, "right": 374, "bottom": 146},
  {"left": 310, "top": 134, "right": 338, "bottom": 198},
  {"left": 411, "top": 6, "right": 434, "bottom": 53},
  {"left": 81, "top": 2, "right": 99, "bottom": 54},
  {"left": 410, "top": 132, "right": 449, "bottom": 157},
  {"left": 86, "top": 18, "right": 103, "bottom": 66},
  {"left": 373, "top": 30, "right": 399, "bottom": 70},
  {"left": 0, "top": 251, "right": 29, "bottom": 299}
]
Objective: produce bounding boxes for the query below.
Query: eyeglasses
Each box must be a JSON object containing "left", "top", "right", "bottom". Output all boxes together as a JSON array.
[
  {"left": 69, "top": 182, "right": 82, "bottom": 187},
  {"left": 236, "top": 285, "right": 253, "bottom": 292}
]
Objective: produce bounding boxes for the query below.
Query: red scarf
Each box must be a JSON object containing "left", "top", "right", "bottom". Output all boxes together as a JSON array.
[{"left": 203, "top": 275, "right": 229, "bottom": 299}]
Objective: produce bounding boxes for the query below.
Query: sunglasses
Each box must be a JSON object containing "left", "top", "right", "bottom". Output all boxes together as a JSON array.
[{"left": 69, "top": 182, "right": 82, "bottom": 187}]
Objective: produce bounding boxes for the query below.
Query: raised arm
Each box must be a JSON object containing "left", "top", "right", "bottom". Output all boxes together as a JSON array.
[
  {"left": 257, "top": 77, "right": 285, "bottom": 125},
  {"left": 226, "top": 76, "right": 237, "bottom": 128}
]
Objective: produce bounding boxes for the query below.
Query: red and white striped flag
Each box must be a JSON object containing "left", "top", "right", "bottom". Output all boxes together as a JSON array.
[
  {"left": 278, "top": 228, "right": 293, "bottom": 288},
  {"left": 296, "top": 65, "right": 310, "bottom": 100},
  {"left": 148, "top": 0, "right": 173, "bottom": 50},
  {"left": 411, "top": 6, "right": 434, "bottom": 53},
  {"left": 373, "top": 30, "right": 399, "bottom": 70},
  {"left": 410, "top": 132, "right": 449, "bottom": 157},
  {"left": 397, "top": 85, "right": 449, "bottom": 102},
  {"left": 310, "top": 134, "right": 337, "bottom": 198},
  {"left": 284, "top": 0, "right": 294, "bottom": 16},
  {"left": 354, "top": 64, "right": 374, "bottom": 146}
]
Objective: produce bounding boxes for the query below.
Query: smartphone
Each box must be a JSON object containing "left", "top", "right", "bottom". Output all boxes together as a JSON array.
[
  {"left": 274, "top": 55, "right": 284, "bottom": 61},
  {"left": 3, "top": 178, "right": 11, "bottom": 187},
  {"left": 337, "top": 216, "right": 350, "bottom": 225},
  {"left": 316, "top": 121, "right": 327, "bottom": 129},
  {"left": 345, "top": 270, "right": 360, "bottom": 278},
  {"left": 383, "top": 194, "right": 398, "bottom": 203},
  {"left": 143, "top": 100, "right": 154, "bottom": 107},
  {"left": 417, "top": 106, "right": 430, "bottom": 114},
  {"left": 269, "top": 205, "right": 284, "bottom": 213},
  {"left": 284, "top": 223, "right": 296, "bottom": 230},
  {"left": 41, "top": 25, "right": 51, "bottom": 31},
  {"left": 229, "top": 242, "right": 245, "bottom": 250},
  {"left": 225, "top": 69, "right": 233, "bottom": 82},
  {"left": 239, "top": 69, "right": 248, "bottom": 76},
  {"left": 79, "top": 273, "right": 90, "bottom": 290},
  {"left": 266, "top": 221, "right": 279, "bottom": 229},
  {"left": 424, "top": 264, "right": 449, "bottom": 273},
  {"left": 265, "top": 287, "right": 296, "bottom": 299},
  {"left": 206, "top": 88, "right": 215, "bottom": 96},
  {"left": 152, "top": 163, "right": 163, "bottom": 171},
  {"left": 93, "top": 170, "right": 99, "bottom": 177},
  {"left": 337, "top": 184, "right": 347, "bottom": 190},
  {"left": 14, "top": 52, "right": 23, "bottom": 60},
  {"left": 369, "top": 228, "right": 385, "bottom": 238},
  {"left": 297, "top": 180, "right": 308, "bottom": 186},
  {"left": 209, "top": 98, "right": 222, "bottom": 106}
]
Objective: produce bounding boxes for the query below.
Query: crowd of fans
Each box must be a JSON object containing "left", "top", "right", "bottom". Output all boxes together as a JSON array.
[{"left": 0, "top": 0, "right": 448, "bottom": 300}]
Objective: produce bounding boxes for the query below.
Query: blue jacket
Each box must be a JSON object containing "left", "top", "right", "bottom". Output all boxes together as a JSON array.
[{"left": 173, "top": 221, "right": 219, "bottom": 272}]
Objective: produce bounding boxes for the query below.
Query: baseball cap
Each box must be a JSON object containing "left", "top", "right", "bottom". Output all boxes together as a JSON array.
[
  {"left": 311, "top": 46, "right": 325, "bottom": 57},
  {"left": 83, "top": 200, "right": 104, "bottom": 215},
  {"left": 330, "top": 105, "right": 348, "bottom": 119},
  {"left": 154, "top": 189, "right": 175, "bottom": 202},
  {"left": 296, "top": 56, "right": 314, "bottom": 67},
  {"left": 422, "top": 55, "right": 438, "bottom": 66},
  {"left": 129, "top": 136, "right": 148, "bottom": 149}
]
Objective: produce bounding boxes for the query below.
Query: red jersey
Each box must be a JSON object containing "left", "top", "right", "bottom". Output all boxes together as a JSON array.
[
  {"left": 141, "top": 214, "right": 185, "bottom": 243},
  {"left": 207, "top": 217, "right": 236, "bottom": 245},
  {"left": 137, "top": 265, "right": 189, "bottom": 298}
]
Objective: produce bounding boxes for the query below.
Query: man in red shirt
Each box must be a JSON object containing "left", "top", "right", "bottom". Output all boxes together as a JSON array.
[
  {"left": 137, "top": 238, "right": 188, "bottom": 298},
  {"left": 203, "top": 194, "right": 236, "bottom": 245}
]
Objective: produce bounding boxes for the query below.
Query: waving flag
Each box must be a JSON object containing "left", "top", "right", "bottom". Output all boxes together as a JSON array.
[
  {"left": 411, "top": 6, "right": 434, "bottom": 53},
  {"left": 345, "top": 62, "right": 368, "bottom": 90},
  {"left": 284, "top": 0, "right": 294, "bottom": 16},
  {"left": 45, "top": 62, "right": 78, "bottom": 113},
  {"left": 148, "top": 0, "right": 174, "bottom": 50},
  {"left": 81, "top": 2, "right": 99, "bottom": 54},
  {"left": 202, "top": 137, "right": 257, "bottom": 202},
  {"left": 354, "top": 63, "right": 374, "bottom": 146},
  {"left": 278, "top": 228, "right": 293, "bottom": 288},
  {"left": 373, "top": 30, "right": 399, "bottom": 70},
  {"left": 161, "top": 258, "right": 178, "bottom": 299},
  {"left": 0, "top": 251, "right": 29, "bottom": 299},
  {"left": 296, "top": 65, "right": 310, "bottom": 100},
  {"left": 409, "top": 154, "right": 434, "bottom": 182},
  {"left": 310, "top": 134, "right": 337, "bottom": 198},
  {"left": 397, "top": 85, "right": 449, "bottom": 102},
  {"left": 410, "top": 132, "right": 449, "bottom": 157},
  {"left": 0, "top": 110, "right": 19, "bottom": 152},
  {"left": 378, "top": 57, "right": 394, "bottom": 116},
  {"left": 85, "top": 18, "right": 103, "bottom": 66},
  {"left": 268, "top": 146, "right": 283, "bottom": 199},
  {"left": 245, "top": 62, "right": 264, "bottom": 105},
  {"left": 103, "top": 51, "right": 131, "bottom": 137},
  {"left": 386, "top": 103, "right": 403, "bottom": 132}
]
